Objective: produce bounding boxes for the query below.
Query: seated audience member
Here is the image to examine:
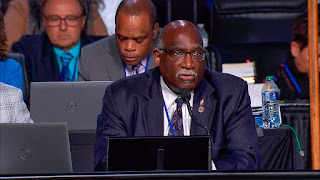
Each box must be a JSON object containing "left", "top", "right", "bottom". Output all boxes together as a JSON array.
[
  {"left": 96, "top": 0, "right": 122, "bottom": 36},
  {"left": 77, "top": 0, "right": 160, "bottom": 81},
  {"left": 0, "top": 82, "right": 33, "bottom": 123},
  {"left": 273, "top": 12, "right": 319, "bottom": 100},
  {"left": 4, "top": 0, "right": 107, "bottom": 52},
  {"left": 11, "top": 0, "right": 104, "bottom": 82},
  {"left": 94, "top": 20, "right": 260, "bottom": 171},
  {"left": 0, "top": 11, "right": 23, "bottom": 91}
]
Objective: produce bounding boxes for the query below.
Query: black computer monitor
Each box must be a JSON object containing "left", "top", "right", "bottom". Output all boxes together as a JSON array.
[{"left": 107, "top": 136, "right": 211, "bottom": 171}]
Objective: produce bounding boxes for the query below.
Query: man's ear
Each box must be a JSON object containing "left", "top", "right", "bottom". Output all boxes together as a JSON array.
[
  {"left": 153, "top": 49, "right": 161, "bottom": 67},
  {"left": 81, "top": 15, "right": 87, "bottom": 29},
  {"left": 152, "top": 23, "right": 159, "bottom": 39},
  {"left": 291, "top": 41, "right": 301, "bottom": 58},
  {"left": 42, "top": 19, "right": 47, "bottom": 29}
]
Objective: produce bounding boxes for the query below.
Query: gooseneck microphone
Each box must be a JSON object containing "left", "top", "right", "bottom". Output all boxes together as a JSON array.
[
  {"left": 181, "top": 88, "right": 212, "bottom": 169},
  {"left": 191, "top": 119, "right": 213, "bottom": 170},
  {"left": 180, "top": 88, "right": 192, "bottom": 117}
]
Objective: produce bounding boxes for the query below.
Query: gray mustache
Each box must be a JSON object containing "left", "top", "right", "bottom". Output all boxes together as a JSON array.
[{"left": 176, "top": 69, "right": 198, "bottom": 77}]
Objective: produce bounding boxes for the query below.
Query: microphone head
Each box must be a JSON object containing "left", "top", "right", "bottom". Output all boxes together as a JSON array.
[{"left": 180, "top": 88, "right": 191, "bottom": 102}]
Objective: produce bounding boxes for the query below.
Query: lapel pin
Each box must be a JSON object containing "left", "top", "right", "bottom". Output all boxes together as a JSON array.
[
  {"left": 198, "top": 106, "right": 204, "bottom": 113},
  {"left": 200, "top": 99, "right": 204, "bottom": 106}
]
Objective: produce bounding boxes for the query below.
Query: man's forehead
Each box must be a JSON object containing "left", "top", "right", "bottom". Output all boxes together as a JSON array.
[
  {"left": 166, "top": 44, "right": 203, "bottom": 50},
  {"left": 116, "top": 30, "right": 148, "bottom": 39},
  {"left": 116, "top": 23, "right": 150, "bottom": 37},
  {"left": 43, "top": 0, "right": 83, "bottom": 14},
  {"left": 115, "top": 13, "right": 153, "bottom": 38},
  {"left": 117, "top": 11, "right": 151, "bottom": 25},
  {"left": 163, "top": 32, "right": 202, "bottom": 49}
]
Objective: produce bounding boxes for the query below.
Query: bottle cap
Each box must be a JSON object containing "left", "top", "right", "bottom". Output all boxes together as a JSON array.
[
  {"left": 197, "top": 23, "right": 205, "bottom": 28},
  {"left": 266, "top": 76, "right": 273, "bottom": 80}
]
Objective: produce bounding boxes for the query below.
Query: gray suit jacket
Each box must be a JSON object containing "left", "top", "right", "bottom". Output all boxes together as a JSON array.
[{"left": 77, "top": 30, "right": 160, "bottom": 81}]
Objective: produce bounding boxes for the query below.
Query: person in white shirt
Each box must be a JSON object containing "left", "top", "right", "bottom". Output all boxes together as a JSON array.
[{"left": 98, "top": 0, "right": 122, "bottom": 36}]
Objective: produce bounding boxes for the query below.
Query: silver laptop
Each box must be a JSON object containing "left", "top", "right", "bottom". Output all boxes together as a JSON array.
[
  {"left": 0, "top": 123, "right": 72, "bottom": 175},
  {"left": 30, "top": 81, "right": 112, "bottom": 132}
]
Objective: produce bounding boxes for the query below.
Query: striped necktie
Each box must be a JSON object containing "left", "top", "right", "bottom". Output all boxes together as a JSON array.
[
  {"left": 168, "top": 98, "right": 184, "bottom": 136},
  {"left": 131, "top": 63, "right": 141, "bottom": 75},
  {"left": 60, "top": 52, "right": 73, "bottom": 81}
]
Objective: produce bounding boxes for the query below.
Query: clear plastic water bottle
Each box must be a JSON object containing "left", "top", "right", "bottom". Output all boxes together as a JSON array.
[
  {"left": 261, "top": 76, "right": 281, "bottom": 129},
  {"left": 197, "top": 23, "right": 209, "bottom": 48}
]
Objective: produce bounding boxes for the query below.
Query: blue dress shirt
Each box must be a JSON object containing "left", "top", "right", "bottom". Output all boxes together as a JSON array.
[{"left": 0, "top": 58, "right": 23, "bottom": 92}]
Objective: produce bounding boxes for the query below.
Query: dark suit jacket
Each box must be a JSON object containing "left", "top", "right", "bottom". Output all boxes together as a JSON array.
[
  {"left": 94, "top": 68, "right": 260, "bottom": 171},
  {"left": 11, "top": 32, "right": 104, "bottom": 82}
]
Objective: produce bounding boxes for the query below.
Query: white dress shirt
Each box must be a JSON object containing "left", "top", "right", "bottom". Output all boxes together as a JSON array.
[
  {"left": 98, "top": 0, "right": 123, "bottom": 36},
  {"left": 160, "top": 77, "right": 217, "bottom": 170},
  {"left": 160, "top": 77, "right": 194, "bottom": 136}
]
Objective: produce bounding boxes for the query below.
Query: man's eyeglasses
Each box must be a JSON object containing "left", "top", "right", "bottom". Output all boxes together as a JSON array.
[
  {"left": 160, "top": 49, "right": 206, "bottom": 62},
  {"left": 43, "top": 15, "right": 84, "bottom": 27}
]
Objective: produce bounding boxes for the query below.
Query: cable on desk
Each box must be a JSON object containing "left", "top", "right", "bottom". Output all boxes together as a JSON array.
[{"left": 281, "top": 124, "right": 304, "bottom": 156}]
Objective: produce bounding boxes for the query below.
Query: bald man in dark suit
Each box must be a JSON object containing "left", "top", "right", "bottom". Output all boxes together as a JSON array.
[{"left": 95, "top": 20, "right": 260, "bottom": 171}]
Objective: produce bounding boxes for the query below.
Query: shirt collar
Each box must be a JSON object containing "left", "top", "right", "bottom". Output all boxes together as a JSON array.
[
  {"left": 125, "top": 58, "right": 147, "bottom": 72},
  {"left": 161, "top": 76, "right": 179, "bottom": 107},
  {"left": 53, "top": 39, "right": 81, "bottom": 59},
  {"left": 160, "top": 76, "right": 194, "bottom": 107}
]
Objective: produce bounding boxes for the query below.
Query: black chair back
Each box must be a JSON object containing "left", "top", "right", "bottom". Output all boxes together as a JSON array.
[{"left": 212, "top": 0, "right": 307, "bottom": 82}]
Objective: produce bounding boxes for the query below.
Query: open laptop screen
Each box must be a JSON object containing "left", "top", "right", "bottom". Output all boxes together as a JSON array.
[
  {"left": 0, "top": 123, "right": 72, "bottom": 175},
  {"left": 107, "top": 136, "right": 211, "bottom": 171},
  {"left": 30, "top": 81, "right": 112, "bottom": 132}
]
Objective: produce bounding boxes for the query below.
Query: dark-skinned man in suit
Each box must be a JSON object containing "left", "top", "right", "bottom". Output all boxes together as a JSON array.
[{"left": 94, "top": 20, "right": 260, "bottom": 171}]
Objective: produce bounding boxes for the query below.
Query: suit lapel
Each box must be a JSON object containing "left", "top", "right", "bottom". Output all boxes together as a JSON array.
[
  {"left": 191, "top": 77, "right": 216, "bottom": 135},
  {"left": 41, "top": 35, "right": 60, "bottom": 81},
  {"left": 141, "top": 69, "right": 164, "bottom": 136},
  {"left": 108, "top": 36, "right": 125, "bottom": 80},
  {"left": 139, "top": 69, "right": 216, "bottom": 137}
]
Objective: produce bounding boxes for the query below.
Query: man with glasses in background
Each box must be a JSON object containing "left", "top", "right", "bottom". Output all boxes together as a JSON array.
[
  {"left": 11, "top": 0, "right": 103, "bottom": 82},
  {"left": 94, "top": 20, "right": 260, "bottom": 171}
]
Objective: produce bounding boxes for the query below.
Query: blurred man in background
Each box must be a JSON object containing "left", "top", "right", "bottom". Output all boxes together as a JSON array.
[{"left": 11, "top": 0, "right": 103, "bottom": 82}]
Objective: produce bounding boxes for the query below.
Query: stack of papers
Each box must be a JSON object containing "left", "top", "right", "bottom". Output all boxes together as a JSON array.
[{"left": 222, "top": 62, "right": 256, "bottom": 84}]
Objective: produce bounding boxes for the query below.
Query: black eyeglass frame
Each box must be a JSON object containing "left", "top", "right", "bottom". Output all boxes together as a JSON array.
[
  {"left": 159, "top": 49, "right": 206, "bottom": 62},
  {"left": 42, "top": 14, "right": 85, "bottom": 27}
]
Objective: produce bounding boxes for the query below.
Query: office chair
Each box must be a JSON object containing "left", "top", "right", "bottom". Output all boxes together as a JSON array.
[{"left": 211, "top": 0, "right": 307, "bottom": 82}]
